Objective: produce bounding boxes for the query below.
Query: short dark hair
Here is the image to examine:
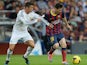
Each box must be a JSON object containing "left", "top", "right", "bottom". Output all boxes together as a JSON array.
[
  {"left": 55, "top": 3, "right": 63, "bottom": 9},
  {"left": 25, "top": 2, "right": 34, "bottom": 7}
]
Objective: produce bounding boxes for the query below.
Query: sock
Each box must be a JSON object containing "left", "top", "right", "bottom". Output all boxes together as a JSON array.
[
  {"left": 6, "top": 49, "right": 13, "bottom": 61},
  {"left": 49, "top": 46, "right": 55, "bottom": 54},
  {"left": 62, "top": 48, "right": 67, "bottom": 62},
  {"left": 24, "top": 47, "right": 33, "bottom": 58}
]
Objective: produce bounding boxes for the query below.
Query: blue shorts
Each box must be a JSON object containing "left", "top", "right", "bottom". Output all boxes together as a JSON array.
[{"left": 47, "top": 33, "right": 64, "bottom": 45}]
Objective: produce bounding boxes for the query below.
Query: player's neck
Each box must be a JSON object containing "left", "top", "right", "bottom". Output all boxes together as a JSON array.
[
  {"left": 50, "top": 9, "right": 57, "bottom": 16},
  {"left": 24, "top": 9, "right": 31, "bottom": 14}
]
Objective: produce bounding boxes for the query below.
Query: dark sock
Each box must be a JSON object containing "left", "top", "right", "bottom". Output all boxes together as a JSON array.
[{"left": 49, "top": 46, "right": 55, "bottom": 54}]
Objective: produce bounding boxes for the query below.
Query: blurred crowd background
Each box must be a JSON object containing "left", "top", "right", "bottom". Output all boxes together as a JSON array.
[{"left": 0, "top": 0, "right": 87, "bottom": 46}]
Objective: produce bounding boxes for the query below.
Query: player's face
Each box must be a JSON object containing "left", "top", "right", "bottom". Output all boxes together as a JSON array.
[
  {"left": 55, "top": 8, "right": 62, "bottom": 14},
  {"left": 26, "top": 5, "right": 34, "bottom": 13}
]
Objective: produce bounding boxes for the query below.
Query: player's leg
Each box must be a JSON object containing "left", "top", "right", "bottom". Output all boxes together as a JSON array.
[
  {"left": 59, "top": 38, "right": 69, "bottom": 65},
  {"left": 48, "top": 43, "right": 59, "bottom": 62},
  {"left": 23, "top": 40, "right": 34, "bottom": 65},
  {"left": 4, "top": 33, "right": 19, "bottom": 65},
  {"left": 48, "top": 43, "right": 59, "bottom": 54},
  {"left": 47, "top": 35, "right": 59, "bottom": 62},
  {"left": 24, "top": 40, "right": 34, "bottom": 58},
  {"left": 23, "top": 33, "right": 34, "bottom": 65},
  {"left": 4, "top": 44, "right": 16, "bottom": 65},
  {"left": 56, "top": 33, "right": 68, "bottom": 65}
]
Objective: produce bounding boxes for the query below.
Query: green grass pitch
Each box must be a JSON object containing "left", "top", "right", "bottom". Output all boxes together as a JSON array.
[{"left": 0, "top": 55, "right": 87, "bottom": 65}]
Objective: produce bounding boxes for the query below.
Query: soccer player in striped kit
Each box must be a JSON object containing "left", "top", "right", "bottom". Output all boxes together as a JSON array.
[{"left": 44, "top": 3, "right": 72, "bottom": 65}]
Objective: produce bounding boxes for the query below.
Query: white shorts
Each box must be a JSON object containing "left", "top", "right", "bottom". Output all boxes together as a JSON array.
[{"left": 10, "top": 31, "right": 33, "bottom": 44}]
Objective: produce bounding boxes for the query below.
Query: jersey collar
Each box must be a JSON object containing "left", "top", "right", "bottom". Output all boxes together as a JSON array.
[{"left": 50, "top": 10, "right": 57, "bottom": 16}]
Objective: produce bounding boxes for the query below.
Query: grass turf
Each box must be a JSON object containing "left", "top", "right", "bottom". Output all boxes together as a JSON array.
[{"left": 0, "top": 54, "right": 87, "bottom": 65}]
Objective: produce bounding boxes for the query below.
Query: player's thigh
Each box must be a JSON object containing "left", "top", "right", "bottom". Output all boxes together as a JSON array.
[
  {"left": 23, "top": 33, "right": 34, "bottom": 48},
  {"left": 59, "top": 38, "right": 67, "bottom": 48},
  {"left": 9, "top": 33, "right": 21, "bottom": 50},
  {"left": 53, "top": 35, "right": 60, "bottom": 49},
  {"left": 10, "top": 33, "right": 21, "bottom": 44},
  {"left": 47, "top": 35, "right": 58, "bottom": 48}
]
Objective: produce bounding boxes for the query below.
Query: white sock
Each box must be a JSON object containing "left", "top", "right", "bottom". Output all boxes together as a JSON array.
[
  {"left": 6, "top": 49, "right": 13, "bottom": 61},
  {"left": 24, "top": 47, "right": 33, "bottom": 58}
]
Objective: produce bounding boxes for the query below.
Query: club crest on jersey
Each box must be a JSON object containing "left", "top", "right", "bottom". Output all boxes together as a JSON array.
[{"left": 30, "top": 17, "right": 34, "bottom": 21}]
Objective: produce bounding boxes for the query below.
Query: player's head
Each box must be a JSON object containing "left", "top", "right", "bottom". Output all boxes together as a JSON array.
[
  {"left": 54, "top": 3, "right": 63, "bottom": 14},
  {"left": 24, "top": 2, "right": 34, "bottom": 13}
]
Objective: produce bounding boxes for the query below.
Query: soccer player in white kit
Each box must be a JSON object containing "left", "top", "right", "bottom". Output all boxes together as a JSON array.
[{"left": 4, "top": 2, "right": 53, "bottom": 65}]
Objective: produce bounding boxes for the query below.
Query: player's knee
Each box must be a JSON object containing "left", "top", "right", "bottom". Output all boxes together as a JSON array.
[
  {"left": 27, "top": 44, "right": 35, "bottom": 48},
  {"left": 31, "top": 44, "right": 35, "bottom": 48},
  {"left": 9, "top": 48, "right": 14, "bottom": 51},
  {"left": 53, "top": 43, "right": 59, "bottom": 49},
  {"left": 9, "top": 45, "right": 15, "bottom": 51},
  {"left": 29, "top": 43, "right": 35, "bottom": 48}
]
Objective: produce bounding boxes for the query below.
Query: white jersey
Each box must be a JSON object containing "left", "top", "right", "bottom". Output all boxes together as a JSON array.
[
  {"left": 13, "top": 10, "right": 38, "bottom": 32},
  {"left": 13, "top": 10, "right": 49, "bottom": 32},
  {"left": 10, "top": 10, "right": 50, "bottom": 44}
]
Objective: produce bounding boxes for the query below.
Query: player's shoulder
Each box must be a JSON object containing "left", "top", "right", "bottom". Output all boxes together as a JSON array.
[
  {"left": 17, "top": 9, "right": 25, "bottom": 17},
  {"left": 18, "top": 9, "right": 24, "bottom": 14},
  {"left": 29, "top": 11, "right": 36, "bottom": 15},
  {"left": 28, "top": 11, "right": 39, "bottom": 17}
]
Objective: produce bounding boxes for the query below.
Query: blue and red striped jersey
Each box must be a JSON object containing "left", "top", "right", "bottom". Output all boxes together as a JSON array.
[{"left": 44, "top": 11, "right": 64, "bottom": 36}]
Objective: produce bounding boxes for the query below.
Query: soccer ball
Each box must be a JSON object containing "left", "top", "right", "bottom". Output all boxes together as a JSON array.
[{"left": 72, "top": 55, "right": 81, "bottom": 64}]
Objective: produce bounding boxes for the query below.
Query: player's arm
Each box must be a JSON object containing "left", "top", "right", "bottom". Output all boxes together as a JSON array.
[
  {"left": 33, "top": 12, "right": 50, "bottom": 25},
  {"left": 21, "top": 17, "right": 38, "bottom": 24},
  {"left": 70, "top": 6, "right": 74, "bottom": 19},
  {"left": 62, "top": 17, "right": 69, "bottom": 26},
  {"left": 62, "top": 16, "right": 72, "bottom": 31},
  {"left": 61, "top": 11, "right": 72, "bottom": 30},
  {"left": 17, "top": 11, "right": 39, "bottom": 24},
  {"left": 32, "top": 12, "right": 53, "bottom": 28},
  {"left": 40, "top": 15, "right": 53, "bottom": 28}
]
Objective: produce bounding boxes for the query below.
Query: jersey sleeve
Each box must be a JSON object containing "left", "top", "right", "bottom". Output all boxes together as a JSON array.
[{"left": 32, "top": 12, "right": 50, "bottom": 26}]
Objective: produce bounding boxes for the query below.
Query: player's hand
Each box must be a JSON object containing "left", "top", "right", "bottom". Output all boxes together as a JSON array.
[
  {"left": 67, "top": 25, "right": 72, "bottom": 31},
  {"left": 49, "top": 23, "right": 54, "bottom": 28},
  {"left": 37, "top": 18, "right": 41, "bottom": 22}
]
